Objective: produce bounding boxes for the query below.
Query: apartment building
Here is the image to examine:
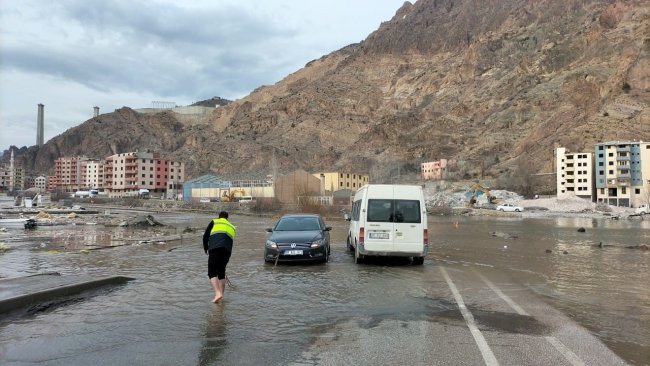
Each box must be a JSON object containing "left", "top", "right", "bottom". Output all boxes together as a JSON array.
[
  {"left": 82, "top": 160, "right": 105, "bottom": 189},
  {"left": 35, "top": 176, "right": 47, "bottom": 191},
  {"left": 594, "top": 141, "right": 650, "bottom": 208},
  {"left": 105, "top": 150, "right": 185, "bottom": 197},
  {"left": 47, "top": 175, "right": 59, "bottom": 191},
  {"left": 556, "top": 148, "right": 595, "bottom": 200},
  {"left": 54, "top": 156, "right": 89, "bottom": 191},
  {"left": 421, "top": 159, "right": 457, "bottom": 180},
  {"left": 312, "top": 172, "right": 370, "bottom": 193}
]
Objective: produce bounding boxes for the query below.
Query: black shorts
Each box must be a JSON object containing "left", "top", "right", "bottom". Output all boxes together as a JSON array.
[{"left": 208, "top": 248, "right": 231, "bottom": 279}]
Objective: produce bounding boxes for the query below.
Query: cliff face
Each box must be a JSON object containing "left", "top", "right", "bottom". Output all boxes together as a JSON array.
[{"left": 10, "top": 0, "right": 650, "bottom": 180}]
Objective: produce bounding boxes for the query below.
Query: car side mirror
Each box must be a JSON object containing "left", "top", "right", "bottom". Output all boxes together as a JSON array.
[
  {"left": 343, "top": 213, "right": 350, "bottom": 221},
  {"left": 325, "top": 226, "right": 332, "bottom": 231},
  {"left": 265, "top": 228, "right": 273, "bottom": 232}
]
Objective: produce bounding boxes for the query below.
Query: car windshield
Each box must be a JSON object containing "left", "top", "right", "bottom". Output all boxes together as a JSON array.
[{"left": 274, "top": 217, "right": 321, "bottom": 231}]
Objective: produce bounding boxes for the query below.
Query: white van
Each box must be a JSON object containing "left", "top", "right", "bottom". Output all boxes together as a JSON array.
[
  {"left": 636, "top": 204, "right": 649, "bottom": 215},
  {"left": 345, "top": 184, "right": 428, "bottom": 264}
]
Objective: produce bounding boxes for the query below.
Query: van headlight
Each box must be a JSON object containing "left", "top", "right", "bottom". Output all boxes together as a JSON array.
[
  {"left": 310, "top": 239, "right": 323, "bottom": 248},
  {"left": 266, "top": 240, "right": 277, "bottom": 249}
]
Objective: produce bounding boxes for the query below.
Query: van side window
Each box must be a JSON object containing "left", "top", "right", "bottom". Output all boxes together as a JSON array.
[
  {"left": 367, "top": 199, "right": 420, "bottom": 223},
  {"left": 352, "top": 200, "right": 361, "bottom": 221}
]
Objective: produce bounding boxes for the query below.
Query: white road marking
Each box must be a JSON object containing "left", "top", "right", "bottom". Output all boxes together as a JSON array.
[
  {"left": 472, "top": 269, "right": 529, "bottom": 316},
  {"left": 473, "top": 269, "right": 586, "bottom": 366},
  {"left": 545, "top": 336, "right": 587, "bottom": 366},
  {"left": 440, "top": 267, "right": 500, "bottom": 366}
]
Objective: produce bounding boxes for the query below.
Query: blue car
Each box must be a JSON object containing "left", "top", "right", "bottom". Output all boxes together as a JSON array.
[{"left": 264, "top": 214, "right": 331, "bottom": 263}]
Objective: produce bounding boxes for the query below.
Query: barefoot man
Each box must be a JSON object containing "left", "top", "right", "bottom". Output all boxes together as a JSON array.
[{"left": 203, "top": 211, "right": 236, "bottom": 303}]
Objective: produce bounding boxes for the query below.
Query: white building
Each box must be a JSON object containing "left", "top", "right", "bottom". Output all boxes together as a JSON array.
[{"left": 556, "top": 147, "right": 595, "bottom": 200}]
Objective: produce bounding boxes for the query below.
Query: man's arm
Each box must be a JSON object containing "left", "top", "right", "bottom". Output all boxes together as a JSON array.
[{"left": 203, "top": 221, "right": 213, "bottom": 253}]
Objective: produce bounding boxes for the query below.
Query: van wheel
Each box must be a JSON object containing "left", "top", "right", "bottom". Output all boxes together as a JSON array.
[
  {"left": 347, "top": 235, "right": 354, "bottom": 252},
  {"left": 355, "top": 245, "right": 364, "bottom": 264},
  {"left": 412, "top": 257, "right": 424, "bottom": 265}
]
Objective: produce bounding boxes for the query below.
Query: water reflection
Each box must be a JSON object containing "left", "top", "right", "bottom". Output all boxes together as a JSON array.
[{"left": 198, "top": 305, "right": 228, "bottom": 366}]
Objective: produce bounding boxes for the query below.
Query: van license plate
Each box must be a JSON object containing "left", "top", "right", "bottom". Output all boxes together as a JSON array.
[
  {"left": 285, "top": 250, "right": 303, "bottom": 255},
  {"left": 369, "top": 232, "right": 389, "bottom": 239}
]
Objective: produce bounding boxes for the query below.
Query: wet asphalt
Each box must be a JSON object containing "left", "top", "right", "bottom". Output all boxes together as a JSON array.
[{"left": 0, "top": 213, "right": 648, "bottom": 365}]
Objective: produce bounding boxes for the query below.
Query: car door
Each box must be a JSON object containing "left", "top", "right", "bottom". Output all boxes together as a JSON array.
[{"left": 392, "top": 198, "right": 423, "bottom": 252}]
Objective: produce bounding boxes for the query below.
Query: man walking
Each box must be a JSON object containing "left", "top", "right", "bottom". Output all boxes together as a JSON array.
[{"left": 203, "top": 211, "right": 236, "bottom": 303}]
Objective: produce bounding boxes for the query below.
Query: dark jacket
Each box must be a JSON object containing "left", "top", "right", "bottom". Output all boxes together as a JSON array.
[{"left": 203, "top": 218, "right": 235, "bottom": 253}]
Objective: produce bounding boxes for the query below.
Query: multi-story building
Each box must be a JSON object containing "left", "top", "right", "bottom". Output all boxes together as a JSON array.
[
  {"left": 594, "top": 141, "right": 650, "bottom": 208},
  {"left": 47, "top": 175, "right": 59, "bottom": 191},
  {"left": 54, "top": 156, "right": 89, "bottom": 191},
  {"left": 0, "top": 164, "right": 11, "bottom": 190},
  {"left": 421, "top": 159, "right": 457, "bottom": 180},
  {"left": 82, "top": 160, "right": 105, "bottom": 189},
  {"left": 312, "top": 172, "right": 370, "bottom": 193},
  {"left": 556, "top": 148, "right": 595, "bottom": 200},
  {"left": 13, "top": 167, "right": 24, "bottom": 191},
  {"left": 104, "top": 150, "right": 185, "bottom": 197},
  {"left": 35, "top": 176, "right": 47, "bottom": 191}
]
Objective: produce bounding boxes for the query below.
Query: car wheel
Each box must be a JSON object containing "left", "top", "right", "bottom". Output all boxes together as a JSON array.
[
  {"left": 354, "top": 243, "right": 364, "bottom": 264},
  {"left": 499, "top": 208, "right": 504, "bottom": 212},
  {"left": 347, "top": 235, "right": 354, "bottom": 252},
  {"left": 413, "top": 256, "right": 424, "bottom": 265},
  {"left": 323, "top": 245, "right": 330, "bottom": 263},
  {"left": 515, "top": 209, "right": 521, "bottom": 212}
]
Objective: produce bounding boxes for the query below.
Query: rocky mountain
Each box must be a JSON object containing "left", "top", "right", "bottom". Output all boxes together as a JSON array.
[{"left": 8, "top": 0, "right": 650, "bottom": 182}]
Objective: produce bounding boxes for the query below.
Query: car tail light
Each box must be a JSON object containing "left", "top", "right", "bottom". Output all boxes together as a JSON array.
[
  {"left": 423, "top": 229, "right": 429, "bottom": 246},
  {"left": 359, "top": 227, "right": 364, "bottom": 246}
]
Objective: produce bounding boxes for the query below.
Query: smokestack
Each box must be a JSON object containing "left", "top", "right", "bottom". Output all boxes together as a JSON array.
[
  {"left": 93, "top": 106, "right": 99, "bottom": 117},
  {"left": 37, "top": 103, "right": 44, "bottom": 147}
]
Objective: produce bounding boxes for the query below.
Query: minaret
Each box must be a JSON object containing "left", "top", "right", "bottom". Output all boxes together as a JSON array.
[{"left": 9, "top": 149, "right": 15, "bottom": 191}]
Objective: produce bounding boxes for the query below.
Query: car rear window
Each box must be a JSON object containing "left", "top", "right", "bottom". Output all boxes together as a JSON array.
[
  {"left": 275, "top": 217, "right": 321, "bottom": 231},
  {"left": 367, "top": 199, "right": 421, "bottom": 223}
]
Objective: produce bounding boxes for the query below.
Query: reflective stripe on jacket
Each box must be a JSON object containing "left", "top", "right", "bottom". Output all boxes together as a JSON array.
[{"left": 210, "top": 218, "right": 236, "bottom": 240}]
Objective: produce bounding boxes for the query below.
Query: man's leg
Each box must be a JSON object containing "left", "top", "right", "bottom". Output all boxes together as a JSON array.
[{"left": 210, "top": 276, "right": 222, "bottom": 303}]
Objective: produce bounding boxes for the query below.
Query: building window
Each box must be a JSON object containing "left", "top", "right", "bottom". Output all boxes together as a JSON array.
[
  {"left": 157, "top": 175, "right": 160, "bottom": 178},
  {"left": 150, "top": 174, "right": 153, "bottom": 178},
  {"left": 609, "top": 170, "right": 613, "bottom": 174},
  {"left": 635, "top": 188, "right": 641, "bottom": 194}
]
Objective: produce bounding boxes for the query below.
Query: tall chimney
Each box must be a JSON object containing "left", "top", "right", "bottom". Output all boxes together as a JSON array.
[
  {"left": 93, "top": 106, "right": 99, "bottom": 117},
  {"left": 36, "top": 103, "right": 44, "bottom": 147}
]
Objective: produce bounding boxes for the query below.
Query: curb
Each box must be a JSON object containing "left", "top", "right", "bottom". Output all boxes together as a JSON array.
[{"left": 0, "top": 276, "right": 135, "bottom": 315}]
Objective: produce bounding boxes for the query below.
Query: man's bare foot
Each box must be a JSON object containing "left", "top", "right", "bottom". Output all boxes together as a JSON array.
[{"left": 212, "top": 293, "right": 223, "bottom": 303}]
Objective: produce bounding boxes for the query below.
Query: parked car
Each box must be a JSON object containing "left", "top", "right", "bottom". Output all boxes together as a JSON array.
[
  {"left": 636, "top": 204, "right": 649, "bottom": 215},
  {"left": 264, "top": 213, "right": 331, "bottom": 263},
  {"left": 496, "top": 203, "right": 524, "bottom": 212}
]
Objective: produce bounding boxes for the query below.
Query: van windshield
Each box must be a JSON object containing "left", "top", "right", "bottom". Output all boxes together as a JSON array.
[{"left": 367, "top": 199, "right": 421, "bottom": 223}]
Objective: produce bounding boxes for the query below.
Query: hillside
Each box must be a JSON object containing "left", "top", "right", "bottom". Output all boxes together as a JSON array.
[{"left": 8, "top": 0, "right": 650, "bottom": 181}]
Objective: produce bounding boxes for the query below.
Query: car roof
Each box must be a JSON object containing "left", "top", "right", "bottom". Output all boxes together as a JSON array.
[{"left": 280, "top": 213, "right": 322, "bottom": 218}]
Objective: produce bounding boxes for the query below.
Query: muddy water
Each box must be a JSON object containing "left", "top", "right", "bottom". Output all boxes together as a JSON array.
[{"left": 0, "top": 213, "right": 648, "bottom": 365}]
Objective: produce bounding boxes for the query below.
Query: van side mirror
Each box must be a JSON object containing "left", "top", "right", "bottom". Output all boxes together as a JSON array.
[
  {"left": 265, "top": 228, "right": 273, "bottom": 232},
  {"left": 325, "top": 226, "right": 332, "bottom": 231},
  {"left": 343, "top": 213, "right": 350, "bottom": 221}
]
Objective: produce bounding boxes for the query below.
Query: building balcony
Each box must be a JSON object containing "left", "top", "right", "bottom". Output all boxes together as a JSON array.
[
  {"left": 126, "top": 162, "right": 138, "bottom": 167},
  {"left": 617, "top": 178, "right": 630, "bottom": 186},
  {"left": 616, "top": 155, "right": 630, "bottom": 161},
  {"left": 616, "top": 146, "right": 630, "bottom": 152}
]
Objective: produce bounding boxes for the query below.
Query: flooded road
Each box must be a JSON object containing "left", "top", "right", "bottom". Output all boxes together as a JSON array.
[{"left": 0, "top": 213, "right": 648, "bottom": 365}]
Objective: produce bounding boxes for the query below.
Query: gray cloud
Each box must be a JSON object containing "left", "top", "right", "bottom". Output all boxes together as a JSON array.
[{"left": 1, "top": 0, "right": 404, "bottom": 149}]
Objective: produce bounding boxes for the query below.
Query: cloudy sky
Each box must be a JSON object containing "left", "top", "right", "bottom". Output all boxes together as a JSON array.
[{"left": 0, "top": 0, "right": 405, "bottom": 150}]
